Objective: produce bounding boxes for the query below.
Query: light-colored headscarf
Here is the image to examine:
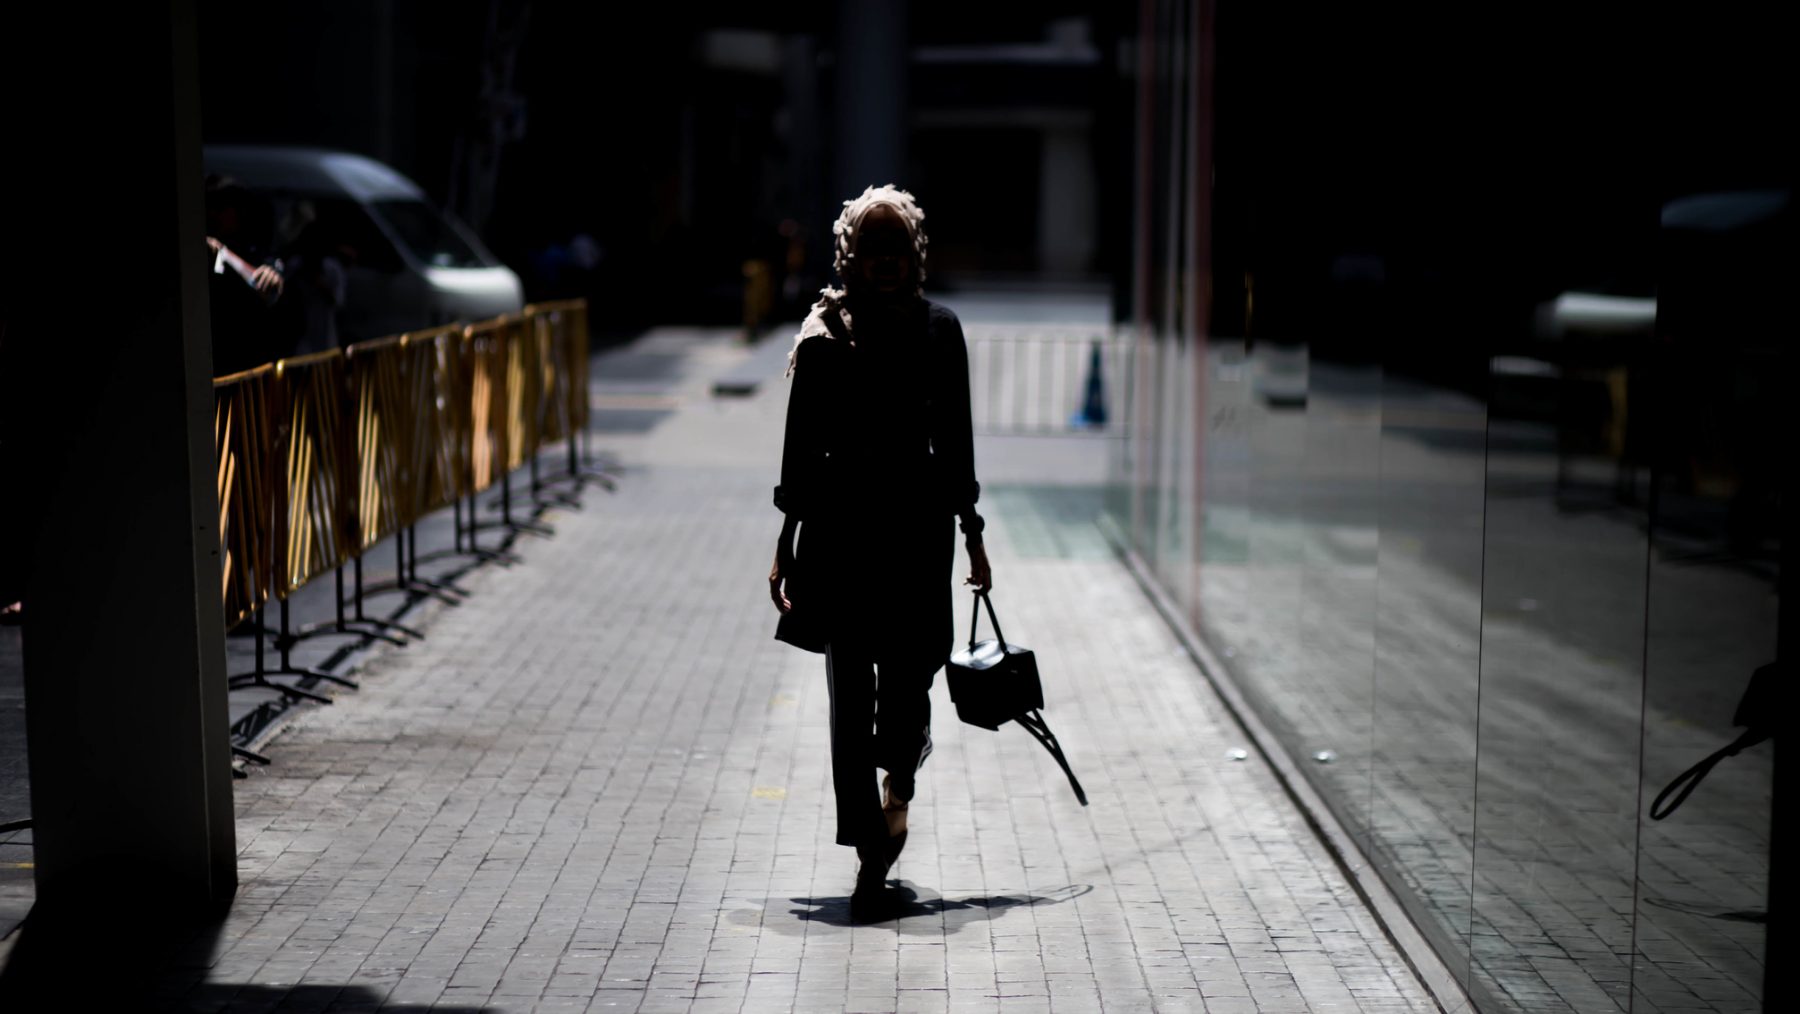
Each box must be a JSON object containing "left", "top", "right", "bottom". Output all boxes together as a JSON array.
[{"left": 785, "top": 184, "right": 928, "bottom": 376}]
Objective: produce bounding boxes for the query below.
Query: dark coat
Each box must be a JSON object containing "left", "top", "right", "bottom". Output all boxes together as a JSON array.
[{"left": 773, "top": 298, "right": 981, "bottom": 670}]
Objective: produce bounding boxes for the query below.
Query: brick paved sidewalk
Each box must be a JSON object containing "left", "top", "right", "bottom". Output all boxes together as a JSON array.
[{"left": 178, "top": 328, "right": 1438, "bottom": 1012}]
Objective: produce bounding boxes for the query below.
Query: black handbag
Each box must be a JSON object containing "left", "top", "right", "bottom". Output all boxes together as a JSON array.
[
  {"left": 946, "top": 591, "right": 1088, "bottom": 805},
  {"left": 773, "top": 520, "right": 827, "bottom": 653}
]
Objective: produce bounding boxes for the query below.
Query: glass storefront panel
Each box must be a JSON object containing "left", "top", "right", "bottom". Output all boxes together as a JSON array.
[
  {"left": 1234, "top": 342, "right": 1311, "bottom": 780},
  {"left": 1369, "top": 369, "right": 1486, "bottom": 994},
  {"left": 1627, "top": 184, "right": 1785, "bottom": 1011},
  {"left": 1106, "top": 5, "right": 1781, "bottom": 1011},
  {"left": 1195, "top": 337, "right": 1251, "bottom": 680},
  {"left": 1470, "top": 356, "right": 1649, "bottom": 1011},
  {"left": 1295, "top": 357, "right": 1381, "bottom": 843}
]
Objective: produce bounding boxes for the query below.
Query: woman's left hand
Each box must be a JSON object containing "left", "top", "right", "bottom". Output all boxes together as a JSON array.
[
  {"left": 769, "top": 548, "right": 793, "bottom": 614},
  {"left": 963, "top": 542, "right": 992, "bottom": 593}
]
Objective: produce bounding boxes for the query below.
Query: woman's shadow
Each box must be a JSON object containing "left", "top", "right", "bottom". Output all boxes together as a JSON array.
[{"left": 740, "top": 881, "right": 1092, "bottom": 936}]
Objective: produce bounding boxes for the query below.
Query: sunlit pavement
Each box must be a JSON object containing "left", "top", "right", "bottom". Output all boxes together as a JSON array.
[{"left": 156, "top": 325, "right": 1433, "bottom": 1011}]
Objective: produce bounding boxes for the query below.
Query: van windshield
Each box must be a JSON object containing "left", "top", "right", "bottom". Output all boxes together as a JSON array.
[{"left": 372, "top": 200, "right": 490, "bottom": 269}]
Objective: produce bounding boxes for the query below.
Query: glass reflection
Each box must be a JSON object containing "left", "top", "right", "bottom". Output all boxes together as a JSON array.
[
  {"left": 1471, "top": 346, "right": 1648, "bottom": 1010},
  {"left": 1237, "top": 337, "right": 1311, "bottom": 776},
  {"left": 1197, "top": 337, "right": 1251, "bottom": 685},
  {"left": 1109, "top": 6, "right": 1782, "bottom": 1012},
  {"left": 1628, "top": 188, "right": 1786, "bottom": 1011},
  {"left": 1370, "top": 369, "right": 1486, "bottom": 993},
  {"left": 1295, "top": 355, "right": 1381, "bottom": 842}
]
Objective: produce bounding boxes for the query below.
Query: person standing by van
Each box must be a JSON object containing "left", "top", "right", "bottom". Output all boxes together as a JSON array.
[
  {"left": 204, "top": 175, "right": 293, "bottom": 374},
  {"left": 279, "top": 203, "right": 349, "bottom": 355}
]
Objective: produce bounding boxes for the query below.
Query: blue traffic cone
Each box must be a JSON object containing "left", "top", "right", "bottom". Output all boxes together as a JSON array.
[{"left": 1074, "top": 340, "right": 1108, "bottom": 428}]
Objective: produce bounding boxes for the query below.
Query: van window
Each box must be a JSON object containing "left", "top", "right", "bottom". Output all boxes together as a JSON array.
[
  {"left": 372, "top": 200, "right": 489, "bottom": 269},
  {"left": 312, "top": 199, "right": 405, "bottom": 274},
  {"left": 272, "top": 195, "right": 404, "bottom": 274}
]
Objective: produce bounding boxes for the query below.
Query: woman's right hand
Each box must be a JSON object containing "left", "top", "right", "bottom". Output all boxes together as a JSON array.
[
  {"left": 964, "top": 541, "right": 993, "bottom": 594},
  {"left": 769, "top": 549, "right": 792, "bottom": 614}
]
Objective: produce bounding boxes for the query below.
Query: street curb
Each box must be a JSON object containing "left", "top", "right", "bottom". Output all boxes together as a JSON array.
[{"left": 1097, "top": 512, "right": 1473, "bottom": 1014}]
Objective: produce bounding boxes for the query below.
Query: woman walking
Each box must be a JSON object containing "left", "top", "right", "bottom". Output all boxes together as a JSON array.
[{"left": 768, "top": 185, "right": 991, "bottom": 917}]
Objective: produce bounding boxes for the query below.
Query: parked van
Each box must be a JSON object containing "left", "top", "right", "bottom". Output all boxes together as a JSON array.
[{"left": 202, "top": 146, "right": 523, "bottom": 343}]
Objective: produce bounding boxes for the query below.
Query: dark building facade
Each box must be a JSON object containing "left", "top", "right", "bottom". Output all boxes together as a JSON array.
[
  {"left": 1109, "top": 3, "right": 1790, "bottom": 1011},
  {"left": 198, "top": 1, "right": 1126, "bottom": 334}
]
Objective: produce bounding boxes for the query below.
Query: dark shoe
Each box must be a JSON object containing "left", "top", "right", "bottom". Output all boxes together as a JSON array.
[{"left": 850, "top": 848, "right": 891, "bottom": 922}]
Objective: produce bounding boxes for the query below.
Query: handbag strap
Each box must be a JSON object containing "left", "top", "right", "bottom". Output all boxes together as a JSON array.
[
  {"left": 967, "top": 590, "right": 1008, "bottom": 651},
  {"left": 1649, "top": 727, "right": 1767, "bottom": 820}
]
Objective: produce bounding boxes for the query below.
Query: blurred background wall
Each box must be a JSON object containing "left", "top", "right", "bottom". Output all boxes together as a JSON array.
[{"left": 197, "top": 0, "right": 1132, "bottom": 342}]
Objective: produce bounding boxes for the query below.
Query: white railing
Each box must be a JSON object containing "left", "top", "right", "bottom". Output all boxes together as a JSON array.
[{"left": 965, "top": 326, "right": 1127, "bottom": 435}]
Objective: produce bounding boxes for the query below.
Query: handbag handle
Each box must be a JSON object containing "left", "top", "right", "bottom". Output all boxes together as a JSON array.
[
  {"left": 1649, "top": 727, "right": 1766, "bottom": 820},
  {"left": 967, "top": 590, "right": 1008, "bottom": 651}
]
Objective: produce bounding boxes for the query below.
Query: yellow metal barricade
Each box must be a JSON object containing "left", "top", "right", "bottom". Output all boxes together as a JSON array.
[
  {"left": 211, "top": 303, "right": 599, "bottom": 715},
  {"left": 463, "top": 312, "right": 557, "bottom": 539},
  {"left": 394, "top": 325, "right": 466, "bottom": 521},
  {"left": 464, "top": 316, "right": 511, "bottom": 497},
  {"left": 502, "top": 315, "right": 537, "bottom": 474},
  {"left": 271, "top": 350, "right": 354, "bottom": 598},
  {"left": 214, "top": 365, "right": 275, "bottom": 630},
  {"left": 525, "top": 307, "right": 565, "bottom": 446},
  {"left": 345, "top": 335, "right": 407, "bottom": 552},
  {"left": 523, "top": 299, "right": 600, "bottom": 491},
  {"left": 336, "top": 328, "right": 472, "bottom": 612},
  {"left": 417, "top": 324, "right": 471, "bottom": 512},
  {"left": 218, "top": 349, "right": 360, "bottom": 705}
]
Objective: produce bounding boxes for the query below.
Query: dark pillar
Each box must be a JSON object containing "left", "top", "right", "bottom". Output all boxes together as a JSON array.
[
  {"left": 783, "top": 33, "right": 827, "bottom": 298},
  {"left": 0, "top": 0, "right": 236, "bottom": 995},
  {"left": 834, "top": 0, "right": 909, "bottom": 202}
]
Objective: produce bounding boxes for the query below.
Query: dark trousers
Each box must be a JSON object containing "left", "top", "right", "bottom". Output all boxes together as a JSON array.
[{"left": 824, "top": 641, "right": 936, "bottom": 849}]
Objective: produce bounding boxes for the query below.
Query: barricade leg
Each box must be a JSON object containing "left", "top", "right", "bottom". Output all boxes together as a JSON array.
[
  {"left": 418, "top": 494, "right": 522, "bottom": 570},
  {"left": 488, "top": 454, "right": 575, "bottom": 514},
  {"left": 348, "top": 553, "right": 426, "bottom": 639},
  {"left": 227, "top": 605, "right": 333, "bottom": 705},
  {"left": 534, "top": 423, "right": 619, "bottom": 496},
  {"left": 357, "top": 527, "right": 469, "bottom": 607},
  {"left": 529, "top": 451, "right": 584, "bottom": 509},
  {"left": 270, "top": 598, "right": 359, "bottom": 690},
  {"left": 478, "top": 470, "right": 555, "bottom": 537},
  {"left": 285, "top": 565, "right": 411, "bottom": 647},
  {"left": 233, "top": 745, "right": 270, "bottom": 765}
]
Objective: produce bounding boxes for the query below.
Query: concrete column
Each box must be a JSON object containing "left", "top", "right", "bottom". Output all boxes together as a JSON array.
[
  {"left": 834, "top": 0, "right": 909, "bottom": 201},
  {"left": 0, "top": 0, "right": 236, "bottom": 974}
]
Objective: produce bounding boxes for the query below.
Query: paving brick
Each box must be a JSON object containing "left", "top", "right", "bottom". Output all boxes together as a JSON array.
[{"left": 152, "top": 327, "right": 1442, "bottom": 1012}]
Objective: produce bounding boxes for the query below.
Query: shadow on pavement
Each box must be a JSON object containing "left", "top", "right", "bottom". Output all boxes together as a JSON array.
[
  {"left": 764, "top": 882, "right": 1092, "bottom": 935},
  {"left": 158, "top": 986, "right": 493, "bottom": 1012},
  {"left": 1, "top": 896, "right": 222, "bottom": 1009},
  {"left": 1, "top": 897, "right": 497, "bottom": 1012}
]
